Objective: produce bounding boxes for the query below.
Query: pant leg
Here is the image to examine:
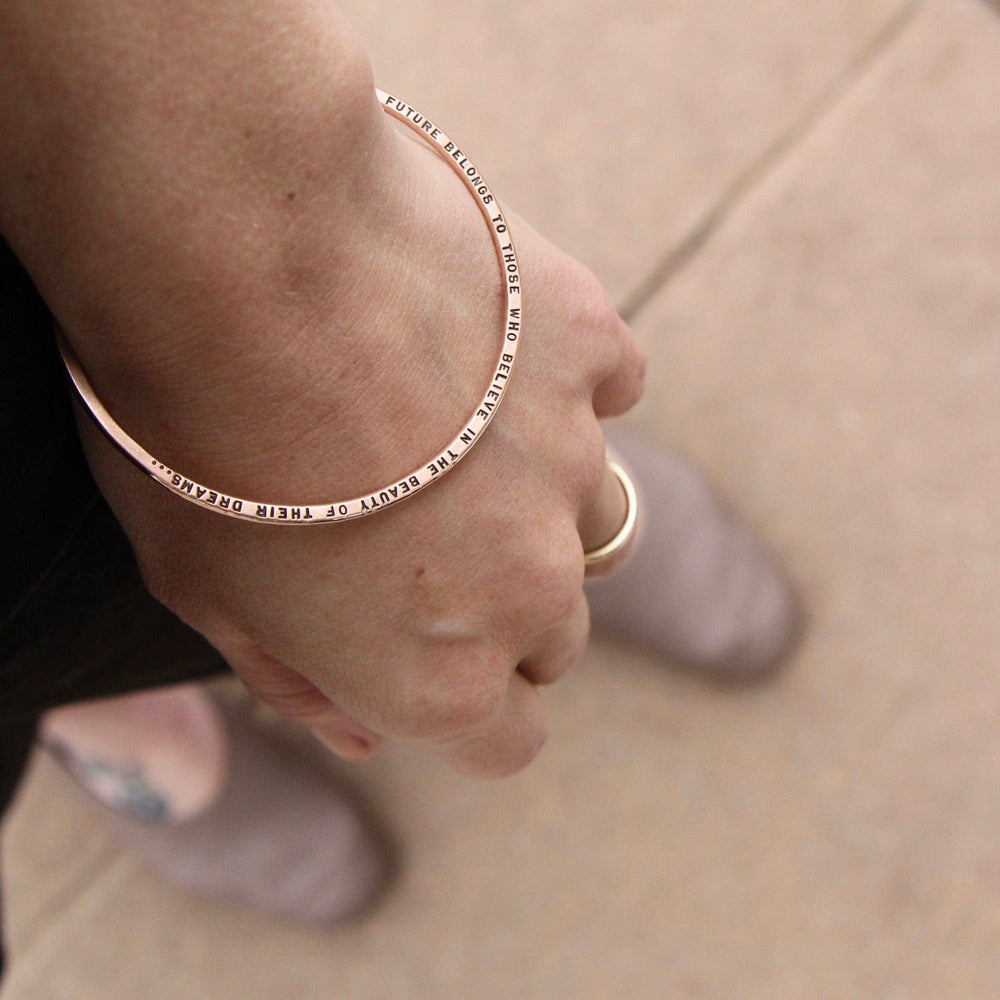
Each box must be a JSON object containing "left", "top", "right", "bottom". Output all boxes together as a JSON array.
[
  {"left": 0, "top": 491, "right": 228, "bottom": 978},
  {"left": 1, "top": 494, "right": 226, "bottom": 729},
  {"left": 1, "top": 214, "right": 230, "bottom": 979}
]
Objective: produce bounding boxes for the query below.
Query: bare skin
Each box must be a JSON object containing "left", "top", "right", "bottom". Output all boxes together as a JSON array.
[
  {"left": 40, "top": 686, "right": 227, "bottom": 823},
  {"left": 1, "top": 0, "right": 644, "bottom": 777}
]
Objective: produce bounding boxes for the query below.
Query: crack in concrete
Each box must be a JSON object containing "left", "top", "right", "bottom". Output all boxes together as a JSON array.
[
  {"left": 618, "top": 0, "right": 926, "bottom": 325},
  {"left": 2, "top": 855, "right": 139, "bottom": 990}
]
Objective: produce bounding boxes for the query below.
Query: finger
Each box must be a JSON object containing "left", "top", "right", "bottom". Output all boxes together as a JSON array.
[
  {"left": 211, "top": 631, "right": 384, "bottom": 761},
  {"left": 592, "top": 317, "right": 646, "bottom": 418},
  {"left": 305, "top": 703, "right": 386, "bottom": 763},
  {"left": 433, "top": 670, "right": 550, "bottom": 779},
  {"left": 577, "top": 459, "right": 637, "bottom": 578},
  {"left": 517, "top": 591, "right": 590, "bottom": 686}
]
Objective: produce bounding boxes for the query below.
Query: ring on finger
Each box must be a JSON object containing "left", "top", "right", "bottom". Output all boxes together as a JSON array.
[{"left": 583, "top": 460, "right": 638, "bottom": 569}]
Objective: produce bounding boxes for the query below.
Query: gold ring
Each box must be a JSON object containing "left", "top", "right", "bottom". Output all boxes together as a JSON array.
[{"left": 583, "top": 460, "right": 638, "bottom": 568}]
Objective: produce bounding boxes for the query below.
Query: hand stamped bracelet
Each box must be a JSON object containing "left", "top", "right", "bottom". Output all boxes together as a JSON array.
[{"left": 58, "top": 89, "right": 522, "bottom": 525}]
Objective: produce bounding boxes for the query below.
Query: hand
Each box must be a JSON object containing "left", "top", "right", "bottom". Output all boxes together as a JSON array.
[
  {"left": 3, "top": 1, "right": 644, "bottom": 776},
  {"left": 84, "top": 190, "right": 643, "bottom": 779}
]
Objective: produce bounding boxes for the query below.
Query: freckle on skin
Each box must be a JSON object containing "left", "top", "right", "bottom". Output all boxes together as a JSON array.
[
  {"left": 415, "top": 567, "right": 425, "bottom": 579},
  {"left": 286, "top": 191, "right": 296, "bottom": 201}
]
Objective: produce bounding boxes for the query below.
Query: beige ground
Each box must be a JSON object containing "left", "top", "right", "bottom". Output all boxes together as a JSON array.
[{"left": 4, "top": 0, "right": 1000, "bottom": 996}]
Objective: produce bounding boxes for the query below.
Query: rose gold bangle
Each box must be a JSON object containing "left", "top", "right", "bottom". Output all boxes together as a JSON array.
[{"left": 58, "top": 89, "right": 522, "bottom": 525}]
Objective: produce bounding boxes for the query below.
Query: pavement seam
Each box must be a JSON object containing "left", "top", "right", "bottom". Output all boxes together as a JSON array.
[
  {"left": 4, "top": 848, "right": 136, "bottom": 986},
  {"left": 617, "top": 0, "right": 925, "bottom": 325},
  {"left": 5, "top": 836, "right": 124, "bottom": 968},
  {"left": 3, "top": 852, "right": 138, "bottom": 991}
]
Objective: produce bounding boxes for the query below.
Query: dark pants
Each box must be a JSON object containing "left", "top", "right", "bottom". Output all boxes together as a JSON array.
[
  {"left": 0, "top": 494, "right": 226, "bottom": 978},
  {"left": 0, "top": 236, "right": 224, "bottom": 978},
  {"left": 1, "top": 494, "right": 225, "bottom": 811}
]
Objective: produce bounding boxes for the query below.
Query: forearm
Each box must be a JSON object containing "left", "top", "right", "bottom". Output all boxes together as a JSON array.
[
  {"left": 0, "top": 0, "right": 379, "bottom": 312},
  {"left": 0, "top": 0, "right": 416, "bottom": 494},
  {"left": 1, "top": 0, "right": 646, "bottom": 778}
]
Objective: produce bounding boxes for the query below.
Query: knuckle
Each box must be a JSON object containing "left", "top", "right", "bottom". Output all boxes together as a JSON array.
[
  {"left": 482, "top": 726, "right": 549, "bottom": 778},
  {"left": 573, "top": 272, "right": 623, "bottom": 347},
  {"left": 518, "top": 525, "right": 585, "bottom": 629},
  {"left": 542, "top": 250, "right": 642, "bottom": 405},
  {"left": 572, "top": 279, "right": 636, "bottom": 389},
  {"left": 577, "top": 423, "right": 610, "bottom": 497},
  {"left": 550, "top": 407, "right": 607, "bottom": 501},
  {"left": 548, "top": 252, "right": 622, "bottom": 347},
  {"left": 550, "top": 624, "right": 589, "bottom": 683},
  {"left": 408, "top": 648, "right": 511, "bottom": 739},
  {"left": 620, "top": 337, "right": 647, "bottom": 410}
]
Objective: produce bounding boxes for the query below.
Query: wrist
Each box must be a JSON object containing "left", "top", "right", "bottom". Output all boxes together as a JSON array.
[
  {"left": 0, "top": 0, "right": 429, "bottom": 497},
  {"left": 74, "top": 114, "right": 504, "bottom": 505},
  {"left": 0, "top": 0, "right": 380, "bottom": 370},
  {"left": 2, "top": 3, "right": 508, "bottom": 505}
]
